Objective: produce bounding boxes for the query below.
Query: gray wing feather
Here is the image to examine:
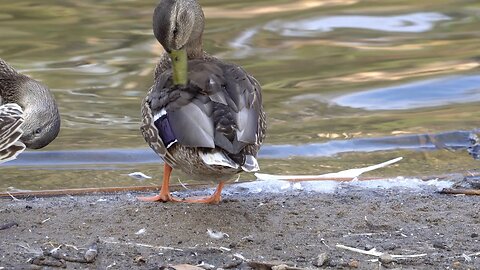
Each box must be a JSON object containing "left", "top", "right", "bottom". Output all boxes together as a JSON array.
[
  {"left": 148, "top": 58, "right": 263, "bottom": 156},
  {"left": 194, "top": 62, "right": 261, "bottom": 152},
  {"left": 236, "top": 106, "right": 258, "bottom": 143},
  {"left": 168, "top": 102, "right": 215, "bottom": 148}
]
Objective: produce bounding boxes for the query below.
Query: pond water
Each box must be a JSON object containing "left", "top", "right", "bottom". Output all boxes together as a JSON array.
[{"left": 1, "top": 0, "right": 479, "bottom": 191}]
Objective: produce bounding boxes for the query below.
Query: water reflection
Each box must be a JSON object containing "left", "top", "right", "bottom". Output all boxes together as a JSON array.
[
  {"left": 229, "top": 11, "right": 452, "bottom": 57},
  {"left": 0, "top": 0, "right": 479, "bottom": 190},
  {"left": 265, "top": 13, "right": 451, "bottom": 36},
  {"left": 333, "top": 75, "right": 480, "bottom": 110}
]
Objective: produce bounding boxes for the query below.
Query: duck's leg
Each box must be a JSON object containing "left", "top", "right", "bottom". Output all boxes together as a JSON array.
[
  {"left": 138, "top": 164, "right": 182, "bottom": 202},
  {"left": 182, "top": 181, "right": 225, "bottom": 204}
]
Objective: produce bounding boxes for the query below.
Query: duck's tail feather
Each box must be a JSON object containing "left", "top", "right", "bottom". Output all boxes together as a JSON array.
[
  {"left": 200, "top": 149, "right": 260, "bottom": 173},
  {"left": 241, "top": 155, "right": 259, "bottom": 172},
  {"left": 200, "top": 150, "right": 239, "bottom": 169}
]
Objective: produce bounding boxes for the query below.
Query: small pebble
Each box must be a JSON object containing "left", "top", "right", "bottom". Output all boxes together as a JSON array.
[
  {"left": 271, "top": 264, "right": 288, "bottom": 270},
  {"left": 296, "top": 256, "right": 307, "bottom": 262},
  {"left": 379, "top": 253, "right": 394, "bottom": 264},
  {"left": 30, "top": 256, "right": 66, "bottom": 268},
  {"left": 328, "top": 259, "right": 338, "bottom": 267},
  {"left": 243, "top": 235, "right": 255, "bottom": 242},
  {"left": 471, "top": 232, "right": 478, "bottom": 238},
  {"left": 134, "top": 255, "right": 146, "bottom": 264},
  {"left": 348, "top": 260, "right": 359, "bottom": 268},
  {"left": 381, "top": 242, "right": 398, "bottom": 251},
  {"left": 84, "top": 240, "right": 98, "bottom": 263},
  {"left": 364, "top": 244, "right": 374, "bottom": 251},
  {"left": 433, "top": 240, "right": 453, "bottom": 250},
  {"left": 313, "top": 252, "right": 329, "bottom": 267}
]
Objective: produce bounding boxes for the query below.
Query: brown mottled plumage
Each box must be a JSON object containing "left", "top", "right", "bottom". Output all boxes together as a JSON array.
[
  {"left": 140, "top": 0, "right": 266, "bottom": 203},
  {"left": 0, "top": 59, "right": 60, "bottom": 163},
  {"left": 0, "top": 103, "right": 25, "bottom": 163}
]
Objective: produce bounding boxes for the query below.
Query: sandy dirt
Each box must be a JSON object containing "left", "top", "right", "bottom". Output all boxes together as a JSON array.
[{"left": 0, "top": 184, "right": 479, "bottom": 269}]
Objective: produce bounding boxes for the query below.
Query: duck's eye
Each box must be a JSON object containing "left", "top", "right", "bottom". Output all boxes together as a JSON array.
[{"left": 34, "top": 128, "right": 42, "bottom": 134}]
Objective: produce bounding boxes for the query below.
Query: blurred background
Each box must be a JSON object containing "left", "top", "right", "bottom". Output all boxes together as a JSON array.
[{"left": 1, "top": 0, "right": 479, "bottom": 190}]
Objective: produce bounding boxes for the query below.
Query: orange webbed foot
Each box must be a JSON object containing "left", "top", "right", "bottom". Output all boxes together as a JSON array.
[
  {"left": 181, "top": 181, "right": 225, "bottom": 204},
  {"left": 138, "top": 193, "right": 182, "bottom": 202},
  {"left": 182, "top": 195, "right": 222, "bottom": 204},
  {"left": 138, "top": 163, "right": 181, "bottom": 202},
  {"left": 138, "top": 162, "right": 226, "bottom": 204}
]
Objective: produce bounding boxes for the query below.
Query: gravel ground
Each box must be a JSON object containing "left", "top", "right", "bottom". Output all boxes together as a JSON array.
[{"left": 0, "top": 183, "right": 479, "bottom": 269}]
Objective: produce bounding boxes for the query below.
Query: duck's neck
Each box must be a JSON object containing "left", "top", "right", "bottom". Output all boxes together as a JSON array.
[
  {"left": 0, "top": 60, "right": 20, "bottom": 103},
  {"left": 0, "top": 74, "right": 23, "bottom": 104},
  {"left": 155, "top": 38, "right": 207, "bottom": 80}
]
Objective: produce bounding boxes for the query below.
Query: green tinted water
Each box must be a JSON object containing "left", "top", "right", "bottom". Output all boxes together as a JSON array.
[{"left": 1, "top": 0, "right": 479, "bottom": 190}]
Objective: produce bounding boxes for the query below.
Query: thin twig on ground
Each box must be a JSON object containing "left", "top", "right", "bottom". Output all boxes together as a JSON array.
[
  {"left": 176, "top": 178, "right": 189, "bottom": 190},
  {"left": 440, "top": 188, "right": 480, "bottom": 195},
  {"left": 6, "top": 191, "right": 22, "bottom": 201},
  {"left": 100, "top": 238, "right": 183, "bottom": 251}
]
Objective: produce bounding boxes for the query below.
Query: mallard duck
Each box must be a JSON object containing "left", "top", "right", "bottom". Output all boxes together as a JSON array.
[
  {"left": 0, "top": 58, "right": 60, "bottom": 163},
  {"left": 140, "top": 0, "right": 266, "bottom": 203}
]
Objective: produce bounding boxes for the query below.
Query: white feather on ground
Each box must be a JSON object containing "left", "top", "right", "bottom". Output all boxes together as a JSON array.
[{"left": 255, "top": 157, "right": 403, "bottom": 181}]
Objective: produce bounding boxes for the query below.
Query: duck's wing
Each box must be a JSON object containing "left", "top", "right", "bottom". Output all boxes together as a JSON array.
[
  {"left": 187, "top": 60, "right": 263, "bottom": 152},
  {"left": 0, "top": 103, "right": 25, "bottom": 163},
  {"left": 143, "top": 59, "right": 263, "bottom": 165}
]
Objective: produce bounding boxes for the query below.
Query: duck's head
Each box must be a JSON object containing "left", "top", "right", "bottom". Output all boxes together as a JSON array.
[
  {"left": 153, "top": 0, "right": 204, "bottom": 85},
  {"left": 153, "top": 0, "right": 204, "bottom": 55},
  {"left": 19, "top": 80, "right": 60, "bottom": 149}
]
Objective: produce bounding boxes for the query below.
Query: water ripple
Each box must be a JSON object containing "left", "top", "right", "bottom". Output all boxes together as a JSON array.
[
  {"left": 228, "top": 12, "right": 451, "bottom": 57},
  {"left": 264, "top": 12, "right": 451, "bottom": 36}
]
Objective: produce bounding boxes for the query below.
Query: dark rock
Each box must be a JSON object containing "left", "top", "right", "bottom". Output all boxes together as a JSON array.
[
  {"left": 433, "top": 240, "right": 453, "bottom": 250},
  {"left": 381, "top": 242, "right": 398, "bottom": 251},
  {"left": 364, "top": 244, "right": 374, "bottom": 251}
]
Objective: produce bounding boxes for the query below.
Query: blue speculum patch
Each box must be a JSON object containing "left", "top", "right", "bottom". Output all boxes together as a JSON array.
[{"left": 154, "top": 115, "right": 176, "bottom": 148}]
